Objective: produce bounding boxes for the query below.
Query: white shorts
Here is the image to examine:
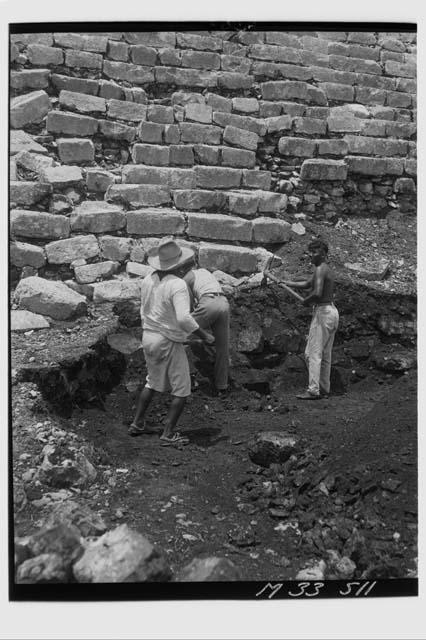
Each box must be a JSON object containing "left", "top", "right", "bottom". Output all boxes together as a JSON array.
[{"left": 142, "top": 330, "right": 191, "bottom": 398}]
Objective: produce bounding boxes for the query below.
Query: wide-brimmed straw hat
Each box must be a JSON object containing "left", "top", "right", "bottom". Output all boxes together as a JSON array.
[{"left": 147, "top": 238, "right": 194, "bottom": 271}]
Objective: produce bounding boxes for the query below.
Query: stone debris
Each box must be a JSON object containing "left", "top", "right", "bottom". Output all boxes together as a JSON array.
[
  {"left": 177, "top": 557, "right": 241, "bottom": 581},
  {"left": 11, "top": 310, "right": 50, "bottom": 332},
  {"left": 345, "top": 259, "right": 390, "bottom": 281},
  {"left": 17, "top": 553, "right": 70, "bottom": 583},
  {"left": 10, "top": 130, "right": 48, "bottom": 155},
  {"left": 44, "top": 500, "right": 107, "bottom": 537},
  {"left": 248, "top": 432, "right": 299, "bottom": 467},
  {"left": 73, "top": 524, "right": 172, "bottom": 582},
  {"left": 14, "top": 276, "right": 87, "bottom": 320}
]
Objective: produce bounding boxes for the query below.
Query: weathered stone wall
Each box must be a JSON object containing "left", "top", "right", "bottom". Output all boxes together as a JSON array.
[{"left": 10, "top": 29, "right": 416, "bottom": 294}]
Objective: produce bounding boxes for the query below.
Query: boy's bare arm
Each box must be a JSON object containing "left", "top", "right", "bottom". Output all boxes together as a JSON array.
[{"left": 280, "top": 274, "right": 314, "bottom": 290}]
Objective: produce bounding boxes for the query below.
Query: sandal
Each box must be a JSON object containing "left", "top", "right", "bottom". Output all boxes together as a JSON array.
[
  {"left": 160, "top": 432, "right": 190, "bottom": 446},
  {"left": 128, "top": 422, "right": 159, "bottom": 437}
]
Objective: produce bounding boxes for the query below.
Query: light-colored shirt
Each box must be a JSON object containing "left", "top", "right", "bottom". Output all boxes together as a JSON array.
[
  {"left": 140, "top": 273, "right": 199, "bottom": 342},
  {"left": 191, "top": 268, "right": 222, "bottom": 301}
]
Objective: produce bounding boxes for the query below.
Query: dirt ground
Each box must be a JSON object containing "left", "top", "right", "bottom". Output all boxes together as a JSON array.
[{"left": 12, "top": 335, "right": 417, "bottom": 581}]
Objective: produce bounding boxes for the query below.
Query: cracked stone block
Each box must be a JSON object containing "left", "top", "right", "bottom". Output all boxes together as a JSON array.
[
  {"left": 198, "top": 242, "right": 258, "bottom": 274},
  {"left": 127, "top": 208, "right": 185, "bottom": 235},
  {"left": 10, "top": 130, "right": 48, "bottom": 156},
  {"left": 57, "top": 138, "right": 95, "bottom": 164},
  {"left": 252, "top": 218, "right": 291, "bottom": 243},
  {"left": 300, "top": 159, "right": 348, "bottom": 180},
  {"left": 10, "top": 181, "right": 52, "bottom": 206},
  {"left": 10, "top": 90, "right": 50, "bottom": 129},
  {"left": 45, "top": 235, "right": 99, "bottom": 264},
  {"left": 14, "top": 276, "right": 87, "bottom": 319},
  {"left": 47, "top": 111, "right": 98, "bottom": 136},
  {"left": 10, "top": 241, "right": 46, "bottom": 268},
  {"left": 41, "top": 165, "right": 84, "bottom": 187},
  {"left": 59, "top": 90, "right": 106, "bottom": 115},
  {"left": 92, "top": 280, "right": 142, "bottom": 303},
  {"left": 11, "top": 210, "right": 70, "bottom": 240},
  {"left": 70, "top": 201, "right": 126, "bottom": 233},
  {"left": 11, "top": 310, "right": 50, "bottom": 332},
  {"left": 74, "top": 261, "right": 119, "bottom": 284},
  {"left": 10, "top": 69, "right": 50, "bottom": 91},
  {"left": 187, "top": 212, "right": 252, "bottom": 242}
]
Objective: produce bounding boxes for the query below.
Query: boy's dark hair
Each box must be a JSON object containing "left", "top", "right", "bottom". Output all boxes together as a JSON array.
[{"left": 308, "top": 239, "right": 328, "bottom": 254}]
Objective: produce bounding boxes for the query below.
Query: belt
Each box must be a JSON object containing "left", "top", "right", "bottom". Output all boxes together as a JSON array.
[{"left": 200, "top": 292, "right": 226, "bottom": 298}]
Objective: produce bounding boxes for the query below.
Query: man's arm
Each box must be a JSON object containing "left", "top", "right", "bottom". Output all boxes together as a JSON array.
[
  {"left": 280, "top": 274, "right": 313, "bottom": 290},
  {"left": 300, "top": 265, "right": 325, "bottom": 305},
  {"left": 183, "top": 270, "right": 196, "bottom": 310},
  {"left": 172, "top": 284, "right": 214, "bottom": 343}
]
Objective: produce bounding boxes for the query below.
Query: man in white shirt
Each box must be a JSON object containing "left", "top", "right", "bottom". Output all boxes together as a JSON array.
[{"left": 129, "top": 238, "right": 214, "bottom": 444}]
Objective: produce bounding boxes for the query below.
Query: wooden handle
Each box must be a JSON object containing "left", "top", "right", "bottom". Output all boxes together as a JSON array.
[{"left": 264, "top": 271, "right": 305, "bottom": 302}]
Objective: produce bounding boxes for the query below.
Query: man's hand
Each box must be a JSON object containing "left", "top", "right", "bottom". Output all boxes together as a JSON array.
[{"left": 203, "top": 332, "right": 215, "bottom": 346}]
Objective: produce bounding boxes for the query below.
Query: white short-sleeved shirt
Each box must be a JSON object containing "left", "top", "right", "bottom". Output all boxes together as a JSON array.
[{"left": 140, "top": 273, "right": 199, "bottom": 342}]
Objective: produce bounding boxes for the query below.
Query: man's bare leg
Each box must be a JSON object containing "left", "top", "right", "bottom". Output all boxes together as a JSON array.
[
  {"left": 129, "top": 386, "right": 157, "bottom": 434},
  {"left": 161, "top": 395, "right": 186, "bottom": 440}
]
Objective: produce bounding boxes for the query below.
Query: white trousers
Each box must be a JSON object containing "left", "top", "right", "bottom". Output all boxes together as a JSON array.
[{"left": 305, "top": 304, "right": 339, "bottom": 395}]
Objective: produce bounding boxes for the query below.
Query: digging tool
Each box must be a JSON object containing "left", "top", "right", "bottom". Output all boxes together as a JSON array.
[{"left": 261, "top": 255, "right": 305, "bottom": 303}]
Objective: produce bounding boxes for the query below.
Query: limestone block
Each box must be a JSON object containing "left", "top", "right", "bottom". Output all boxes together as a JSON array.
[
  {"left": 405, "top": 159, "right": 416, "bottom": 177},
  {"left": 127, "top": 208, "right": 186, "bottom": 235},
  {"left": 305, "top": 106, "right": 329, "bottom": 119},
  {"left": 15, "top": 150, "right": 54, "bottom": 175},
  {"left": 278, "top": 137, "right": 316, "bottom": 157},
  {"left": 53, "top": 33, "right": 108, "bottom": 52},
  {"left": 361, "top": 120, "right": 387, "bottom": 136},
  {"left": 11, "top": 33, "right": 53, "bottom": 46},
  {"left": 370, "top": 106, "right": 395, "bottom": 120},
  {"left": 294, "top": 117, "right": 327, "bottom": 135},
  {"left": 177, "top": 32, "right": 221, "bottom": 50},
  {"left": 327, "top": 116, "right": 362, "bottom": 133},
  {"left": 11, "top": 210, "right": 70, "bottom": 239},
  {"left": 10, "top": 90, "right": 50, "bottom": 129},
  {"left": 180, "top": 123, "right": 222, "bottom": 144},
  {"left": 232, "top": 97, "right": 259, "bottom": 114},
  {"left": 252, "top": 217, "right": 291, "bottom": 243},
  {"left": 65, "top": 49, "right": 103, "bottom": 69},
  {"left": 344, "top": 135, "right": 408, "bottom": 157},
  {"left": 385, "top": 121, "right": 415, "bottom": 138},
  {"left": 70, "top": 201, "right": 126, "bottom": 233},
  {"left": 10, "top": 130, "right": 47, "bottom": 156},
  {"left": 41, "top": 165, "right": 83, "bottom": 187},
  {"left": 385, "top": 60, "right": 416, "bottom": 79},
  {"left": 92, "top": 281, "right": 142, "bottom": 304},
  {"left": 129, "top": 45, "right": 157, "bottom": 66},
  {"left": 99, "top": 236, "right": 132, "bottom": 261},
  {"left": 227, "top": 191, "right": 259, "bottom": 217},
  {"left": 312, "top": 65, "right": 356, "bottom": 85},
  {"left": 184, "top": 103, "right": 213, "bottom": 124},
  {"left": 172, "top": 189, "right": 227, "bottom": 211},
  {"left": 260, "top": 80, "right": 309, "bottom": 101},
  {"left": 132, "top": 144, "right": 170, "bottom": 166},
  {"left": 124, "top": 32, "right": 176, "bottom": 47},
  {"left": 164, "top": 125, "right": 180, "bottom": 144},
  {"left": 10, "top": 69, "right": 50, "bottom": 91},
  {"left": 86, "top": 168, "right": 115, "bottom": 193},
  {"left": 122, "top": 165, "right": 196, "bottom": 189},
  {"left": 257, "top": 191, "right": 288, "bottom": 213},
  {"left": 45, "top": 235, "right": 99, "bottom": 264},
  {"left": 317, "top": 139, "right": 348, "bottom": 155},
  {"left": 221, "top": 55, "right": 252, "bottom": 74},
  {"left": 106, "top": 184, "right": 171, "bottom": 208},
  {"left": 187, "top": 212, "right": 252, "bottom": 242},
  {"left": 213, "top": 111, "right": 266, "bottom": 136},
  {"left": 74, "top": 261, "right": 119, "bottom": 284},
  {"left": 98, "top": 120, "right": 136, "bottom": 142},
  {"left": 182, "top": 50, "right": 220, "bottom": 70},
  {"left": 242, "top": 169, "right": 271, "bottom": 190},
  {"left": 195, "top": 166, "right": 242, "bottom": 189},
  {"left": 345, "top": 156, "right": 404, "bottom": 176},
  {"left": 10, "top": 158, "right": 17, "bottom": 181},
  {"left": 103, "top": 60, "right": 154, "bottom": 84},
  {"left": 169, "top": 145, "right": 194, "bottom": 166},
  {"left": 394, "top": 177, "right": 416, "bottom": 193},
  {"left": 193, "top": 144, "right": 220, "bottom": 165},
  {"left": 126, "top": 262, "right": 153, "bottom": 277},
  {"left": 320, "top": 82, "right": 354, "bottom": 102},
  {"left": 221, "top": 147, "right": 256, "bottom": 168},
  {"left": 307, "top": 85, "right": 328, "bottom": 106},
  {"left": 386, "top": 91, "right": 412, "bottom": 108},
  {"left": 14, "top": 276, "right": 87, "bottom": 319},
  {"left": 217, "top": 72, "right": 253, "bottom": 90},
  {"left": 98, "top": 81, "right": 124, "bottom": 100},
  {"left": 57, "top": 138, "right": 94, "bottom": 164},
  {"left": 206, "top": 93, "right": 232, "bottom": 112},
  {"left": 172, "top": 91, "right": 206, "bottom": 107},
  {"left": 223, "top": 125, "right": 258, "bottom": 151},
  {"left": 356, "top": 87, "right": 386, "bottom": 105},
  {"left": 10, "top": 241, "right": 46, "bottom": 268},
  {"left": 146, "top": 105, "right": 174, "bottom": 125},
  {"left": 155, "top": 67, "right": 217, "bottom": 88},
  {"left": 59, "top": 90, "right": 106, "bottom": 115},
  {"left": 249, "top": 44, "right": 301, "bottom": 64},
  {"left": 51, "top": 74, "right": 99, "bottom": 96},
  {"left": 265, "top": 115, "right": 292, "bottom": 133},
  {"left": 178, "top": 557, "right": 240, "bottom": 582},
  {"left": 108, "top": 41, "right": 129, "bottom": 61},
  {"left": 47, "top": 111, "right": 98, "bottom": 136},
  {"left": 27, "top": 44, "right": 63, "bottom": 66},
  {"left": 158, "top": 48, "right": 181, "bottom": 66},
  {"left": 11, "top": 310, "right": 50, "bottom": 332},
  {"left": 138, "top": 121, "right": 164, "bottom": 143},
  {"left": 198, "top": 242, "right": 258, "bottom": 274},
  {"left": 300, "top": 159, "right": 348, "bottom": 181},
  {"left": 107, "top": 99, "right": 147, "bottom": 123},
  {"left": 396, "top": 77, "right": 416, "bottom": 93},
  {"left": 10, "top": 182, "right": 51, "bottom": 206}
]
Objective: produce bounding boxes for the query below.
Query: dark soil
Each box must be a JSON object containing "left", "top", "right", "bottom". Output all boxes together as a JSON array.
[{"left": 12, "top": 318, "right": 417, "bottom": 581}]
